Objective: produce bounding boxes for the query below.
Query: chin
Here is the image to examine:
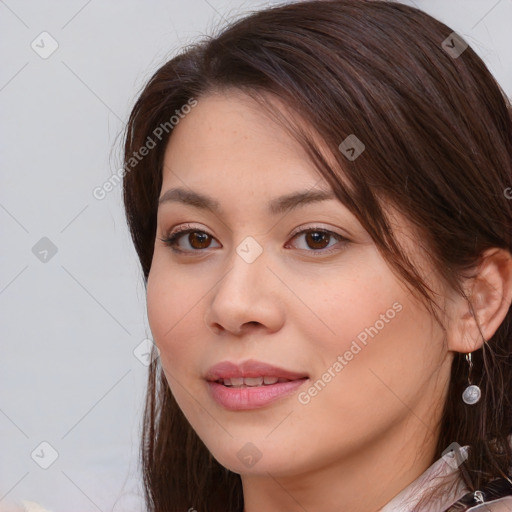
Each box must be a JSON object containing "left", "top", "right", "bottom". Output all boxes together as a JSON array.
[{"left": 205, "top": 440, "right": 298, "bottom": 477}]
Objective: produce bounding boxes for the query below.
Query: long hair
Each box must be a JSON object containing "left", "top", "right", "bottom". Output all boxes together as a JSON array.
[{"left": 122, "top": 1, "right": 512, "bottom": 510}]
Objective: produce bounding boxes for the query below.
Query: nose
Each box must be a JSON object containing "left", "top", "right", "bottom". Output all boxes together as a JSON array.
[{"left": 204, "top": 245, "right": 285, "bottom": 336}]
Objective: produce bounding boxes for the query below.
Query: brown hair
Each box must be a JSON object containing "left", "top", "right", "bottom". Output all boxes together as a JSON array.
[{"left": 122, "top": 1, "right": 512, "bottom": 510}]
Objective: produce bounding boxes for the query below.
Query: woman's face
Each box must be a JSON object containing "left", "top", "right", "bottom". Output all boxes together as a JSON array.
[{"left": 146, "top": 89, "right": 454, "bottom": 478}]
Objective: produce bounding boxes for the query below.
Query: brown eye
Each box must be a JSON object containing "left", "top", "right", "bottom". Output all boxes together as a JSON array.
[
  {"left": 288, "top": 228, "right": 348, "bottom": 254},
  {"left": 188, "top": 232, "right": 211, "bottom": 249},
  {"left": 160, "top": 228, "right": 221, "bottom": 253},
  {"left": 304, "top": 231, "right": 331, "bottom": 250}
]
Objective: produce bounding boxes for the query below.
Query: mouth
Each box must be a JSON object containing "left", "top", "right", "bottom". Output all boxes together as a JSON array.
[
  {"left": 205, "top": 360, "right": 309, "bottom": 410},
  {"left": 205, "top": 359, "right": 309, "bottom": 382},
  {"left": 215, "top": 376, "right": 299, "bottom": 387}
]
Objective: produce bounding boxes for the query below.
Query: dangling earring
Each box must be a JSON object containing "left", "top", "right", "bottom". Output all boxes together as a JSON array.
[{"left": 462, "top": 352, "right": 481, "bottom": 405}]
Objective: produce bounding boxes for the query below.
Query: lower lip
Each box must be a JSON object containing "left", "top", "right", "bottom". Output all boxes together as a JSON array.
[{"left": 207, "top": 379, "right": 308, "bottom": 410}]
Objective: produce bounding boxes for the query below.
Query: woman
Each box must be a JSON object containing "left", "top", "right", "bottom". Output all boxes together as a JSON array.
[{"left": 122, "top": 1, "right": 512, "bottom": 510}]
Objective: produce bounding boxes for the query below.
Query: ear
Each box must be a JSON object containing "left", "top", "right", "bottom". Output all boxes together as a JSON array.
[{"left": 446, "top": 248, "right": 512, "bottom": 353}]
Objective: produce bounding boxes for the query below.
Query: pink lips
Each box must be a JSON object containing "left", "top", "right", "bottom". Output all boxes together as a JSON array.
[{"left": 205, "top": 359, "right": 309, "bottom": 410}]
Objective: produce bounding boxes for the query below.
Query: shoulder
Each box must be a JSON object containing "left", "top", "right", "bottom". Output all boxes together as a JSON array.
[
  {"left": 468, "top": 496, "right": 512, "bottom": 511},
  {"left": 446, "top": 496, "right": 512, "bottom": 511},
  {"left": 446, "top": 478, "right": 512, "bottom": 511}
]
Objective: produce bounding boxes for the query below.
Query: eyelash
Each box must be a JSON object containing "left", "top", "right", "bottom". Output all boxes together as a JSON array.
[{"left": 158, "top": 223, "right": 349, "bottom": 256}]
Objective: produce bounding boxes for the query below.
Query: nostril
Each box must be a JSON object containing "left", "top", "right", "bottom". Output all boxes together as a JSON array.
[
  {"left": 228, "top": 321, "right": 263, "bottom": 337},
  {"left": 240, "top": 321, "right": 263, "bottom": 333}
]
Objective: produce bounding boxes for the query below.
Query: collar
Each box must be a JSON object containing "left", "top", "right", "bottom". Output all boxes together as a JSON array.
[{"left": 378, "top": 446, "right": 470, "bottom": 512}]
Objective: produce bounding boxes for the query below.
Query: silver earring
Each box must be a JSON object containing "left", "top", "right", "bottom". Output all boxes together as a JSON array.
[{"left": 462, "top": 352, "right": 481, "bottom": 405}]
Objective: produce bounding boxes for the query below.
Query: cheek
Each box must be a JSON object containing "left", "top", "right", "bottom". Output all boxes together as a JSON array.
[
  {"left": 314, "top": 291, "right": 443, "bottom": 413},
  {"left": 295, "top": 261, "right": 443, "bottom": 404},
  {"left": 146, "top": 260, "right": 201, "bottom": 366},
  {"left": 295, "top": 263, "right": 400, "bottom": 358},
  {"left": 289, "top": 296, "right": 444, "bottom": 455}
]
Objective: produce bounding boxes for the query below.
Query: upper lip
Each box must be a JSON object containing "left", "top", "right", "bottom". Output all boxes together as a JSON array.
[{"left": 205, "top": 359, "right": 309, "bottom": 382}]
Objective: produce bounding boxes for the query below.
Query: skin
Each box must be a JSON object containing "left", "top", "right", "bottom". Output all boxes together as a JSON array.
[{"left": 146, "top": 89, "right": 512, "bottom": 512}]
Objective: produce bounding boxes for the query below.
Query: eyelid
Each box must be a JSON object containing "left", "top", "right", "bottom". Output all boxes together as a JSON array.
[
  {"left": 288, "top": 222, "right": 346, "bottom": 240},
  {"left": 167, "top": 223, "right": 213, "bottom": 238}
]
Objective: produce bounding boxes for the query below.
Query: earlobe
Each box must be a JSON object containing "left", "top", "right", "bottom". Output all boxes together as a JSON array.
[{"left": 447, "top": 248, "right": 512, "bottom": 354}]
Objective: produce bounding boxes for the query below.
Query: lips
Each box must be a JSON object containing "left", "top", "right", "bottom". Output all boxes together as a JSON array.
[
  {"left": 205, "top": 359, "right": 309, "bottom": 383},
  {"left": 205, "top": 360, "right": 309, "bottom": 410}
]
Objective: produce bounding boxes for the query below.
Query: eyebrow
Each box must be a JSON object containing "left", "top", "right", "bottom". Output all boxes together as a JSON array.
[{"left": 157, "top": 187, "right": 336, "bottom": 216}]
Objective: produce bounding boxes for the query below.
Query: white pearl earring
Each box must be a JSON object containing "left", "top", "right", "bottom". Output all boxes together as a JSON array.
[{"left": 462, "top": 352, "right": 481, "bottom": 405}]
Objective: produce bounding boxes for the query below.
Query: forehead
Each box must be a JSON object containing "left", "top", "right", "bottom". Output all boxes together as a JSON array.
[{"left": 161, "top": 89, "right": 326, "bottom": 188}]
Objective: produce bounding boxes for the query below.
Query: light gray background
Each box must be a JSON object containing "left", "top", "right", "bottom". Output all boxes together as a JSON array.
[{"left": 1, "top": 1, "right": 511, "bottom": 511}]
